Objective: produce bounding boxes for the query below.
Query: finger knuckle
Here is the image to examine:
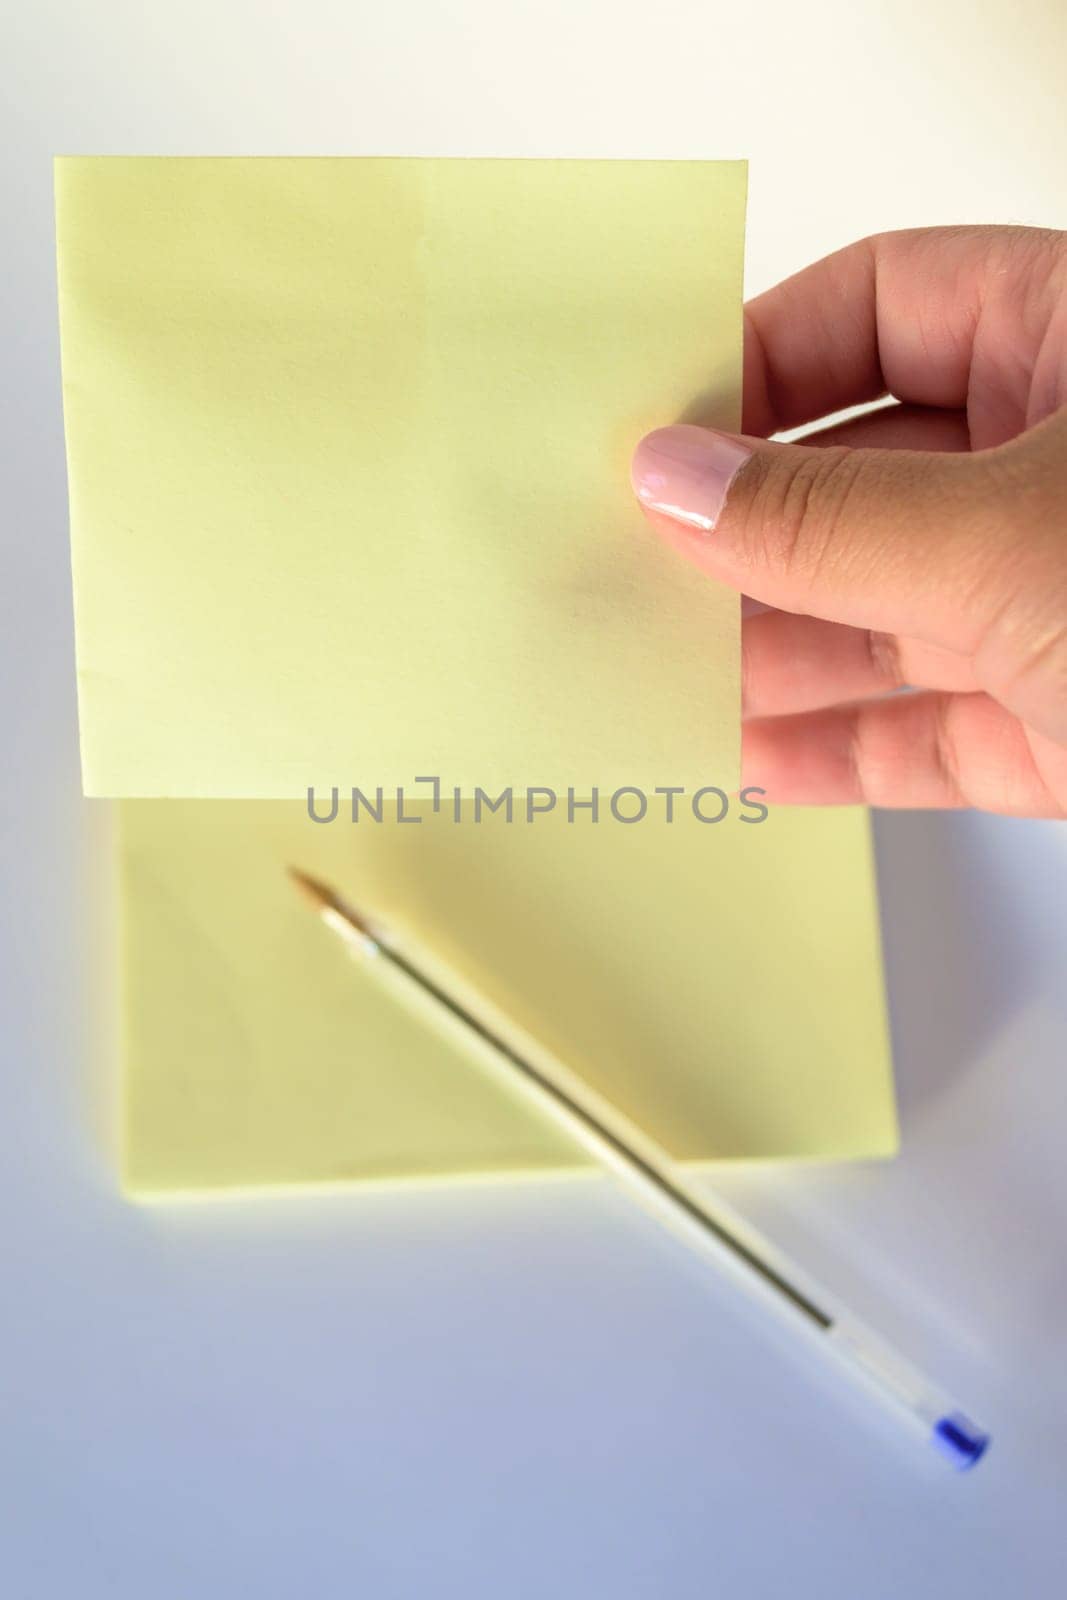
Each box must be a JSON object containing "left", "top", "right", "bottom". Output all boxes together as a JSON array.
[
  {"left": 865, "top": 629, "right": 904, "bottom": 690},
  {"left": 968, "top": 436, "right": 1067, "bottom": 725},
  {"left": 986, "top": 610, "right": 1067, "bottom": 729},
  {"left": 740, "top": 446, "right": 863, "bottom": 596},
  {"left": 930, "top": 693, "right": 970, "bottom": 807}
]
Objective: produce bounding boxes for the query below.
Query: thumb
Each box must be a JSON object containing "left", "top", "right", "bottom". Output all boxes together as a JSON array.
[{"left": 629, "top": 422, "right": 1024, "bottom": 657}]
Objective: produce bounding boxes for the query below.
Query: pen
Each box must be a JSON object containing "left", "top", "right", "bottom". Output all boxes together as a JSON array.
[{"left": 289, "top": 866, "right": 989, "bottom": 1469}]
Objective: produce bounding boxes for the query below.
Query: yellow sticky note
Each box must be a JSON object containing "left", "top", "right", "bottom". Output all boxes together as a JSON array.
[
  {"left": 120, "top": 801, "right": 897, "bottom": 1196},
  {"left": 56, "top": 157, "right": 745, "bottom": 799}
]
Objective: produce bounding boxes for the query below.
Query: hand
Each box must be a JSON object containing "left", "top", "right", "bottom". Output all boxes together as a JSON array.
[{"left": 630, "top": 227, "right": 1067, "bottom": 817}]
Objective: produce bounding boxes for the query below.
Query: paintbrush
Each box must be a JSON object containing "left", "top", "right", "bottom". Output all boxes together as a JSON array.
[{"left": 289, "top": 865, "right": 988, "bottom": 1469}]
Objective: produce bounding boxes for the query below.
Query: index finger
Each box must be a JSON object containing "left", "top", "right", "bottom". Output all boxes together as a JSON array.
[{"left": 741, "top": 225, "right": 1061, "bottom": 439}]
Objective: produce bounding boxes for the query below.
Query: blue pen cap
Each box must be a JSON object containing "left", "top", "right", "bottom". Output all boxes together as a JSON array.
[{"left": 932, "top": 1412, "right": 990, "bottom": 1469}]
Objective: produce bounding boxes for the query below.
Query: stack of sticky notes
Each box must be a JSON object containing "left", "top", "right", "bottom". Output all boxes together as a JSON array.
[{"left": 55, "top": 157, "right": 896, "bottom": 1196}]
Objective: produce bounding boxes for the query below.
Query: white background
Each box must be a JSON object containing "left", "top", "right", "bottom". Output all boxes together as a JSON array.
[{"left": 2, "top": 3, "right": 1066, "bottom": 1594}]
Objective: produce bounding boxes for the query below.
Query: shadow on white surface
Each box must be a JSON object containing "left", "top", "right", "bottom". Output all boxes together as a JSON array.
[{"left": 874, "top": 808, "right": 1062, "bottom": 1125}]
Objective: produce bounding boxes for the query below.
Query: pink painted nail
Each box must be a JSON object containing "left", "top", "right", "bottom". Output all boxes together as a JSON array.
[{"left": 630, "top": 424, "right": 752, "bottom": 533}]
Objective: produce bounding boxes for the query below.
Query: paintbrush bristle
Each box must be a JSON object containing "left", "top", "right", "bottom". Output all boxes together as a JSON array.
[{"left": 286, "top": 866, "right": 376, "bottom": 938}]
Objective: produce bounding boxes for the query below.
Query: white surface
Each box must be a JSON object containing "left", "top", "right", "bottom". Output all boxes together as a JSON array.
[{"left": 2, "top": 3, "right": 1066, "bottom": 1594}]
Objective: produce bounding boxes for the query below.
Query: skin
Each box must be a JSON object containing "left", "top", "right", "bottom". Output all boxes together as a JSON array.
[{"left": 636, "top": 227, "right": 1067, "bottom": 817}]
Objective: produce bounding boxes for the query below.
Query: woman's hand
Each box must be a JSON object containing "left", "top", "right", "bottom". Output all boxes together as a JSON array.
[{"left": 630, "top": 226, "right": 1067, "bottom": 816}]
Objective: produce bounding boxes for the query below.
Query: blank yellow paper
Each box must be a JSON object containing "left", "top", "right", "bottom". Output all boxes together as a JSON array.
[
  {"left": 56, "top": 157, "right": 745, "bottom": 799},
  {"left": 120, "top": 801, "right": 897, "bottom": 1195}
]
